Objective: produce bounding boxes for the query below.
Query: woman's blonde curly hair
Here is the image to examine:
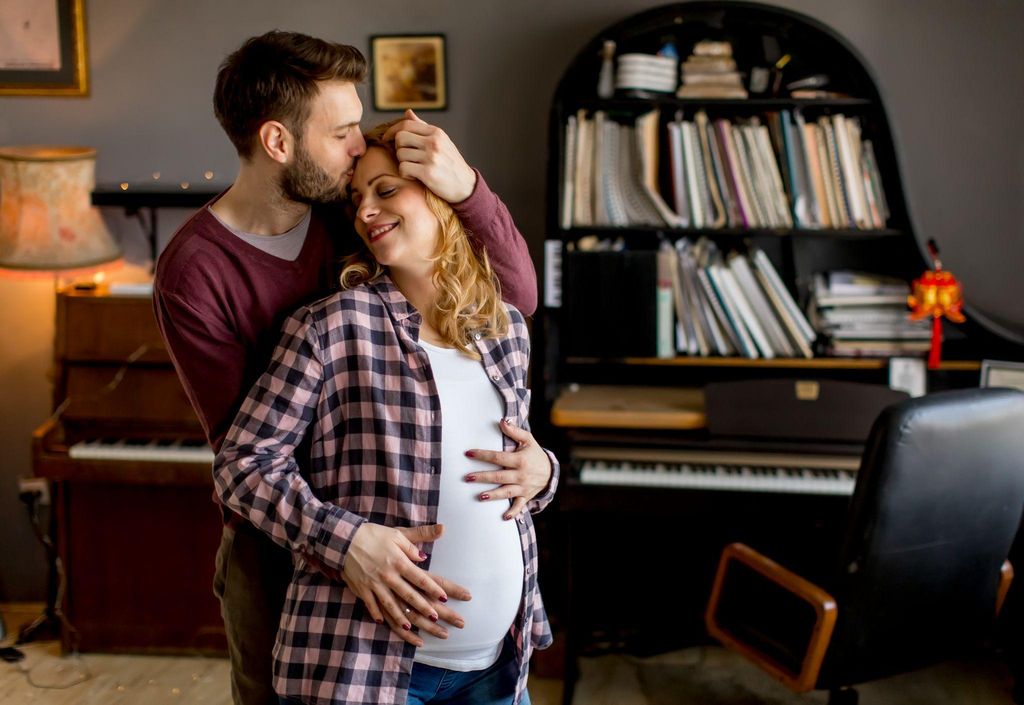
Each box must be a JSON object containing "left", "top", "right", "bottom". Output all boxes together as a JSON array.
[{"left": 340, "top": 121, "right": 509, "bottom": 359}]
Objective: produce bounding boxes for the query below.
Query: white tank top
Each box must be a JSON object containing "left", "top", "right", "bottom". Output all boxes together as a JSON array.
[{"left": 413, "top": 339, "right": 525, "bottom": 671}]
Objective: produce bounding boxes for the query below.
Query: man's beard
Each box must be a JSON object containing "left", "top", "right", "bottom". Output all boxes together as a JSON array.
[{"left": 279, "top": 141, "right": 345, "bottom": 206}]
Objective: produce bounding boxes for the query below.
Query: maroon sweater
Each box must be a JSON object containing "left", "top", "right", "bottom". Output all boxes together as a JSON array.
[{"left": 154, "top": 170, "right": 536, "bottom": 456}]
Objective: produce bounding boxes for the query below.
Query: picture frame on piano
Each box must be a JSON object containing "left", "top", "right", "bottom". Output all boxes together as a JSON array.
[{"left": 980, "top": 359, "right": 1024, "bottom": 392}]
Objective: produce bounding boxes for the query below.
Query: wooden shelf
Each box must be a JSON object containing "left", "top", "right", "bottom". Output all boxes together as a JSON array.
[
  {"left": 569, "top": 97, "right": 874, "bottom": 111},
  {"left": 559, "top": 226, "right": 903, "bottom": 239},
  {"left": 565, "top": 357, "right": 982, "bottom": 372}
]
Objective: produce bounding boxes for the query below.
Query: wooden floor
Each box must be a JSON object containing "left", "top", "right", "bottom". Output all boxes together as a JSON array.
[
  {"left": 0, "top": 604, "right": 563, "bottom": 705},
  {"left": 1, "top": 604, "right": 1018, "bottom": 704}
]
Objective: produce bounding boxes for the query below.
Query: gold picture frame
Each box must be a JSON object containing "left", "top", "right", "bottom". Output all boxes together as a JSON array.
[
  {"left": 0, "top": 0, "right": 89, "bottom": 96},
  {"left": 370, "top": 34, "right": 447, "bottom": 111}
]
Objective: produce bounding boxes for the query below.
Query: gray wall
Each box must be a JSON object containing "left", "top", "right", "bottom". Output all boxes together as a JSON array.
[{"left": 1, "top": 0, "right": 1021, "bottom": 600}]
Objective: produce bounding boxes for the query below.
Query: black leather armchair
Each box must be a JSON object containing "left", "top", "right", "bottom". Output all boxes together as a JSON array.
[{"left": 706, "top": 388, "right": 1024, "bottom": 704}]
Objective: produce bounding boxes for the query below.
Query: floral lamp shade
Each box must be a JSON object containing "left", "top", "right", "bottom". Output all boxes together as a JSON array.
[{"left": 0, "top": 146, "right": 121, "bottom": 272}]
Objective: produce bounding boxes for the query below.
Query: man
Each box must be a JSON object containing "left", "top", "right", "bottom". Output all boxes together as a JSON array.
[{"left": 154, "top": 31, "right": 538, "bottom": 705}]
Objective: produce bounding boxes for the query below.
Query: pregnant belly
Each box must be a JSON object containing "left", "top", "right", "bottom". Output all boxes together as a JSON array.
[{"left": 418, "top": 519, "right": 525, "bottom": 652}]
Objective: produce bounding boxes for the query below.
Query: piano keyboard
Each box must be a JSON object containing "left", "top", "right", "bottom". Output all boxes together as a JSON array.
[
  {"left": 576, "top": 447, "right": 859, "bottom": 496},
  {"left": 69, "top": 438, "right": 215, "bottom": 464}
]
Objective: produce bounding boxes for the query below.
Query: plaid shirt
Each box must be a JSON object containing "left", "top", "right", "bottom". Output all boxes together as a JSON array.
[{"left": 214, "top": 274, "right": 559, "bottom": 705}]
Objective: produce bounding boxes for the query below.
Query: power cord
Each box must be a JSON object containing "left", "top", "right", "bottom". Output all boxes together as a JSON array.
[
  {"left": 5, "top": 343, "right": 151, "bottom": 689},
  {"left": 10, "top": 482, "right": 92, "bottom": 689}
]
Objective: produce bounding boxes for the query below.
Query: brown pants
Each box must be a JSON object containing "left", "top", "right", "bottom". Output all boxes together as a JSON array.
[{"left": 213, "top": 522, "right": 293, "bottom": 705}]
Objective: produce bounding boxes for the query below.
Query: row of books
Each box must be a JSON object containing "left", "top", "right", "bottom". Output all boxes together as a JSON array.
[
  {"left": 560, "top": 109, "right": 890, "bottom": 232},
  {"left": 659, "top": 238, "right": 816, "bottom": 359},
  {"left": 810, "top": 271, "right": 930, "bottom": 357}
]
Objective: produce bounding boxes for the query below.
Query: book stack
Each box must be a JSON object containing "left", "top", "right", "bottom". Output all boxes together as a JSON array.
[
  {"left": 559, "top": 108, "right": 890, "bottom": 231},
  {"left": 670, "top": 238, "right": 815, "bottom": 358},
  {"left": 811, "top": 271, "right": 930, "bottom": 357},
  {"left": 676, "top": 41, "right": 747, "bottom": 99}
]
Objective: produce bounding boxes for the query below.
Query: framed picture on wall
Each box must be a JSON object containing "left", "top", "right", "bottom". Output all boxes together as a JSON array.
[
  {"left": 370, "top": 34, "right": 447, "bottom": 111},
  {"left": 0, "top": 0, "right": 89, "bottom": 96},
  {"left": 980, "top": 359, "right": 1024, "bottom": 391}
]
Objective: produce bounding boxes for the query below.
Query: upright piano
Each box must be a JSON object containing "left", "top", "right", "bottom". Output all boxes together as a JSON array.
[
  {"left": 546, "top": 376, "right": 958, "bottom": 690},
  {"left": 32, "top": 288, "right": 225, "bottom": 654}
]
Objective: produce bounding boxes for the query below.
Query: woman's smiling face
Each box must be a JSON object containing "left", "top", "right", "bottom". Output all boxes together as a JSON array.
[{"left": 350, "top": 146, "right": 440, "bottom": 272}]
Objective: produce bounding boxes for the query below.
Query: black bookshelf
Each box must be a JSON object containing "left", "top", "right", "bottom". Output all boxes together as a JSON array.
[
  {"left": 536, "top": 5, "right": 1024, "bottom": 699},
  {"left": 538, "top": 0, "right": 983, "bottom": 406}
]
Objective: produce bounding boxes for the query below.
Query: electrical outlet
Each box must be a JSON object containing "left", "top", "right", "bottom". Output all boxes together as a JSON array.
[{"left": 17, "top": 477, "right": 50, "bottom": 506}]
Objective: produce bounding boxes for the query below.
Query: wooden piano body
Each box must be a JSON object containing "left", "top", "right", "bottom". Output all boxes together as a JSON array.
[{"left": 33, "top": 288, "right": 226, "bottom": 654}]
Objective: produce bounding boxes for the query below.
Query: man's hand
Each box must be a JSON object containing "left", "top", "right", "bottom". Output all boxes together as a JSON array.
[
  {"left": 464, "top": 418, "right": 554, "bottom": 520},
  {"left": 382, "top": 109, "right": 477, "bottom": 203},
  {"left": 342, "top": 522, "right": 471, "bottom": 647}
]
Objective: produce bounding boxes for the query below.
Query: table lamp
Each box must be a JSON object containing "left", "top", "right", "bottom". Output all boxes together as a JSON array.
[{"left": 0, "top": 146, "right": 122, "bottom": 279}]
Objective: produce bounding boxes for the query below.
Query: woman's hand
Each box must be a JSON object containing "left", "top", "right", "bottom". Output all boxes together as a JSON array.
[
  {"left": 341, "top": 522, "right": 471, "bottom": 647},
  {"left": 463, "top": 418, "right": 554, "bottom": 520}
]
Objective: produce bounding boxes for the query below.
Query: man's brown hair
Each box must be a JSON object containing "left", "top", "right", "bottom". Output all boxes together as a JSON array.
[{"left": 214, "top": 31, "right": 367, "bottom": 159}]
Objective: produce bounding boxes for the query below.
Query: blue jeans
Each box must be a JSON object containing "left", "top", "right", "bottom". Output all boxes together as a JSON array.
[{"left": 278, "top": 633, "right": 529, "bottom": 705}]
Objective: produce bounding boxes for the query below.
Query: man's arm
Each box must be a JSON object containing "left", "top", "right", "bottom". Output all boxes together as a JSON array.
[
  {"left": 154, "top": 288, "right": 249, "bottom": 450},
  {"left": 383, "top": 110, "right": 538, "bottom": 315},
  {"left": 451, "top": 168, "right": 538, "bottom": 317}
]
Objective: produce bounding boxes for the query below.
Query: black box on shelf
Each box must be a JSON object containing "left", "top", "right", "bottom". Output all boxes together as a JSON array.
[{"left": 562, "top": 250, "right": 659, "bottom": 358}]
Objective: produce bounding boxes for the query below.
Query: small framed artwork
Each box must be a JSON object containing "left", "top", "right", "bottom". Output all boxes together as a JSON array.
[
  {"left": 980, "top": 359, "right": 1024, "bottom": 392},
  {"left": 0, "top": 0, "right": 89, "bottom": 96},
  {"left": 370, "top": 34, "right": 447, "bottom": 111}
]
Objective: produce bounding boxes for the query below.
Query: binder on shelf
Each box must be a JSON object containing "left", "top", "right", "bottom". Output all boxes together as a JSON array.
[
  {"left": 718, "top": 262, "right": 775, "bottom": 358},
  {"left": 562, "top": 249, "right": 661, "bottom": 359},
  {"left": 751, "top": 247, "right": 816, "bottom": 344},
  {"left": 656, "top": 245, "right": 676, "bottom": 358},
  {"left": 572, "top": 109, "right": 593, "bottom": 227},
  {"left": 667, "top": 119, "right": 691, "bottom": 226},
  {"left": 728, "top": 252, "right": 795, "bottom": 357},
  {"left": 704, "top": 255, "right": 758, "bottom": 358},
  {"left": 637, "top": 111, "right": 684, "bottom": 227},
  {"left": 560, "top": 115, "right": 577, "bottom": 230},
  {"left": 801, "top": 119, "right": 832, "bottom": 227},
  {"left": 695, "top": 111, "right": 728, "bottom": 228},
  {"left": 670, "top": 241, "right": 698, "bottom": 355}
]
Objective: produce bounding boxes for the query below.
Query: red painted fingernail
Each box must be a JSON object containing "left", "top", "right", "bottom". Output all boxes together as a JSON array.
[
  {"left": 375, "top": 619, "right": 383, "bottom": 624},
  {"left": 480, "top": 493, "right": 490, "bottom": 500},
  {"left": 439, "top": 594, "right": 448, "bottom": 603},
  {"left": 419, "top": 550, "right": 427, "bottom": 559},
  {"left": 430, "top": 614, "right": 438, "bottom": 622},
  {"left": 403, "top": 623, "right": 411, "bottom": 631},
  {"left": 503, "top": 514, "right": 512, "bottom": 520},
  {"left": 466, "top": 475, "right": 477, "bottom": 482},
  {"left": 465, "top": 450, "right": 475, "bottom": 458}
]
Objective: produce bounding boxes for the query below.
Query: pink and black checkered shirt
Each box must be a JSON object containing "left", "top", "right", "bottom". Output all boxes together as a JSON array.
[{"left": 214, "top": 273, "right": 559, "bottom": 705}]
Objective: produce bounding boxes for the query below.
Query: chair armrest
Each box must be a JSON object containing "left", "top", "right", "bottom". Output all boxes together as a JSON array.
[
  {"left": 706, "top": 542, "right": 838, "bottom": 693},
  {"left": 997, "top": 560, "right": 1013, "bottom": 616}
]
